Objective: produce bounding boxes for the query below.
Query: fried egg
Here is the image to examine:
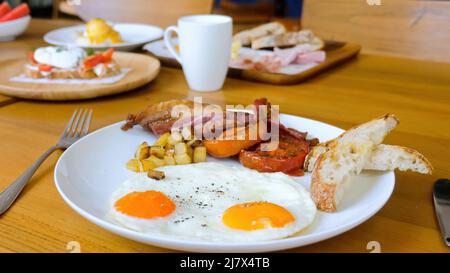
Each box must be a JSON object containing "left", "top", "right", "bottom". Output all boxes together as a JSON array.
[{"left": 109, "top": 162, "right": 316, "bottom": 242}]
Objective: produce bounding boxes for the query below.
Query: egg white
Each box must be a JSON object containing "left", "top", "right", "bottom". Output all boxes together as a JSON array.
[{"left": 108, "top": 162, "right": 316, "bottom": 242}]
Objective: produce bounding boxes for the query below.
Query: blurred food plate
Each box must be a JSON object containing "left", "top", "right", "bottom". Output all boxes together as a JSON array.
[
  {"left": 45, "top": 23, "right": 163, "bottom": 52},
  {"left": 0, "top": 52, "right": 160, "bottom": 101},
  {"left": 144, "top": 39, "right": 361, "bottom": 85}
]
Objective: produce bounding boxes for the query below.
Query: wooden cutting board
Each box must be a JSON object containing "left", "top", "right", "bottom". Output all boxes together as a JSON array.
[
  {"left": 148, "top": 41, "right": 361, "bottom": 85},
  {"left": 0, "top": 52, "right": 160, "bottom": 101}
]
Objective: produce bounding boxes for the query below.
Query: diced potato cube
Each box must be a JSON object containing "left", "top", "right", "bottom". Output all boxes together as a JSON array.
[
  {"left": 193, "top": 146, "right": 207, "bottom": 163},
  {"left": 175, "top": 153, "right": 192, "bottom": 165},
  {"left": 147, "top": 155, "right": 165, "bottom": 167},
  {"left": 186, "top": 145, "right": 193, "bottom": 158},
  {"left": 148, "top": 170, "right": 165, "bottom": 180},
  {"left": 174, "top": 142, "right": 187, "bottom": 155},
  {"left": 164, "top": 155, "right": 176, "bottom": 165},
  {"left": 126, "top": 159, "right": 141, "bottom": 172},
  {"left": 186, "top": 139, "right": 202, "bottom": 147},
  {"left": 150, "top": 145, "right": 165, "bottom": 158},
  {"left": 181, "top": 126, "right": 192, "bottom": 140},
  {"left": 165, "top": 148, "right": 175, "bottom": 157},
  {"left": 141, "top": 158, "right": 157, "bottom": 171},
  {"left": 135, "top": 142, "right": 149, "bottom": 160},
  {"left": 154, "top": 133, "right": 170, "bottom": 147},
  {"left": 165, "top": 143, "right": 174, "bottom": 150},
  {"left": 168, "top": 131, "right": 182, "bottom": 145}
]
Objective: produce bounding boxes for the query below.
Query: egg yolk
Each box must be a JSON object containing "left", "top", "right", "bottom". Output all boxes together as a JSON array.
[
  {"left": 114, "top": 190, "right": 175, "bottom": 219},
  {"left": 222, "top": 202, "right": 295, "bottom": 231}
]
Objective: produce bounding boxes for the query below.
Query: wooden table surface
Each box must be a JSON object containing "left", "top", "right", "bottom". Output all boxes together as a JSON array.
[{"left": 0, "top": 19, "right": 449, "bottom": 253}]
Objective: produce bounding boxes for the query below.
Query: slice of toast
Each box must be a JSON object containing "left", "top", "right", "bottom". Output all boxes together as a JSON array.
[
  {"left": 364, "top": 144, "right": 433, "bottom": 174},
  {"left": 251, "top": 29, "right": 324, "bottom": 50},
  {"left": 306, "top": 143, "right": 433, "bottom": 174},
  {"left": 233, "top": 22, "right": 286, "bottom": 46},
  {"left": 310, "top": 114, "right": 399, "bottom": 212}
]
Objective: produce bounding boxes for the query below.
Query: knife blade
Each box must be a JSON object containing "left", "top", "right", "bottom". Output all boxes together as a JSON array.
[{"left": 433, "top": 178, "right": 450, "bottom": 247}]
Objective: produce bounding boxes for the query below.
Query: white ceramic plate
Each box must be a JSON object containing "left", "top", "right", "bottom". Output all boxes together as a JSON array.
[
  {"left": 44, "top": 23, "right": 163, "bottom": 51},
  {"left": 54, "top": 114, "right": 395, "bottom": 252}
]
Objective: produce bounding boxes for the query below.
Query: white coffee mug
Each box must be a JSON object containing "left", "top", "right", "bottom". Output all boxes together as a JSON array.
[{"left": 164, "top": 15, "right": 232, "bottom": 92}]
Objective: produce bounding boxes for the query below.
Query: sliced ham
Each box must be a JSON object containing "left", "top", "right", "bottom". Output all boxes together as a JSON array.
[
  {"left": 273, "top": 44, "right": 316, "bottom": 66},
  {"left": 229, "top": 58, "right": 254, "bottom": 70},
  {"left": 230, "top": 44, "right": 326, "bottom": 73},
  {"left": 293, "top": 50, "right": 326, "bottom": 65}
]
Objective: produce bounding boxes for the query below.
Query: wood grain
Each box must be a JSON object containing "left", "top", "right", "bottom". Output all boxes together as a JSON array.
[
  {"left": 75, "top": 0, "right": 213, "bottom": 28},
  {"left": 0, "top": 52, "right": 161, "bottom": 101},
  {"left": 302, "top": 0, "right": 450, "bottom": 62},
  {"left": 0, "top": 19, "right": 450, "bottom": 253},
  {"left": 1, "top": 54, "right": 450, "bottom": 252}
]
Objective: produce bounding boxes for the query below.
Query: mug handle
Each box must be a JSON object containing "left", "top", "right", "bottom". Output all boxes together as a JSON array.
[{"left": 164, "top": 26, "right": 182, "bottom": 64}]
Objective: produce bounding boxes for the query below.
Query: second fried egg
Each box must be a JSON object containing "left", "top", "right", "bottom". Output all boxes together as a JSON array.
[{"left": 109, "top": 162, "right": 316, "bottom": 242}]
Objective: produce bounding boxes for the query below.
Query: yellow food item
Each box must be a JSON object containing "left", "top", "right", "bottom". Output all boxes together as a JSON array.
[
  {"left": 141, "top": 158, "right": 157, "bottom": 171},
  {"left": 150, "top": 145, "right": 165, "bottom": 158},
  {"left": 126, "top": 131, "right": 208, "bottom": 172},
  {"left": 155, "top": 133, "right": 170, "bottom": 147},
  {"left": 186, "top": 145, "right": 193, "bottom": 158},
  {"left": 85, "top": 18, "right": 123, "bottom": 45},
  {"left": 175, "top": 154, "right": 192, "bottom": 165},
  {"left": 163, "top": 155, "right": 176, "bottom": 166},
  {"left": 231, "top": 41, "right": 242, "bottom": 60},
  {"left": 135, "top": 142, "right": 149, "bottom": 160},
  {"left": 193, "top": 146, "right": 207, "bottom": 163},
  {"left": 147, "top": 155, "right": 165, "bottom": 167},
  {"left": 169, "top": 131, "right": 182, "bottom": 143},
  {"left": 174, "top": 142, "right": 188, "bottom": 155},
  {"left": 126, "top": 159, "right": 142, "bottom": 172}
]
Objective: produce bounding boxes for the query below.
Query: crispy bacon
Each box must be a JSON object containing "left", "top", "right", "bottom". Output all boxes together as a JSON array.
[
  {"left": 122, "top": 98, "right": 271, "bottom": 136},
  {"left": 121, "top": 99, "right": 195, "bottom": 133}
]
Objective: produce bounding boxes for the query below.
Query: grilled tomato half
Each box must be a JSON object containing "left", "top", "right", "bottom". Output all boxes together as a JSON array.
[{"left": 239, "top": 130, "right": 309, "bottom": 176}]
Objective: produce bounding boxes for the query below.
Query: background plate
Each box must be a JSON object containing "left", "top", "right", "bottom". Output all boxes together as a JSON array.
[
  {"left": 44, "top": 23, "right": 163, "bottom": 52},
  {"left": 54, "top": 114, "right": 395, "bottom": 252},
  {"left": 0, "top": 52, "right": 160, "bottom": 101},
  {"left": 145, "top": 39, "right": 361, "bottom": 85}
]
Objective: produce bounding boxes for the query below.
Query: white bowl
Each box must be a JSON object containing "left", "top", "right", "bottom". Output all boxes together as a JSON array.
[{"left": 0, "top": 15, "right": 31, "bottom": 42}]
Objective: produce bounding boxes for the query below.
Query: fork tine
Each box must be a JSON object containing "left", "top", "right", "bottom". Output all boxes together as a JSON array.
[
  {"left": 82, "top": 109, "right": 93, "bottom": 136},
  {"left": 70, "top": 109, "right": 84, "bottom": 137},
  {"left": 62, "top": 109, "right": 79, "bottom": 138},
  {"left": 74, "top": 109, "right": 88, "bottom": 138}
]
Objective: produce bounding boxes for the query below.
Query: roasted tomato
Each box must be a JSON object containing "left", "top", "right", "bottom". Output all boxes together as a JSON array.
[
  {"left": 28, "top": 51, "right": 37, "bottom": 64},
  {"left": 239, "top": 132, "right": 309, "bottom": 176},
  {"left": 203, "top": 124, "right": 261, "bottom": 158},
  {"left": 38, "top": 64, "right": 53, "bottom": 72},
  {"left": 83, "top": 48, "right": 114, "bottom": 69}
]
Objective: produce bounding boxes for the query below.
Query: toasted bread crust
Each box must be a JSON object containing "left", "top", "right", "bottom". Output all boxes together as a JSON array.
[
  {"left": 311, "top": 154, "right": 337, "bottom": 212},
  {"left": 251, "top": 29, "right": 324, "bottom": 50},
  {"left": 305, "top": 114, "right": 400, "bottom": 172},
  {"left": 233, "top": 22, "right": 286, "bottom": 46},
  {"left": 399, "top": 146, "right": 433, "bottom": 174},
  {"left": 310, "top": 114, "right": 401, "bottom": 212}
]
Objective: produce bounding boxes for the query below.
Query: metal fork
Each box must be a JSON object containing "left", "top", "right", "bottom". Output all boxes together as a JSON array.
[{"left": 0, "top": 109, "right": 93, "bottom": 215}]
